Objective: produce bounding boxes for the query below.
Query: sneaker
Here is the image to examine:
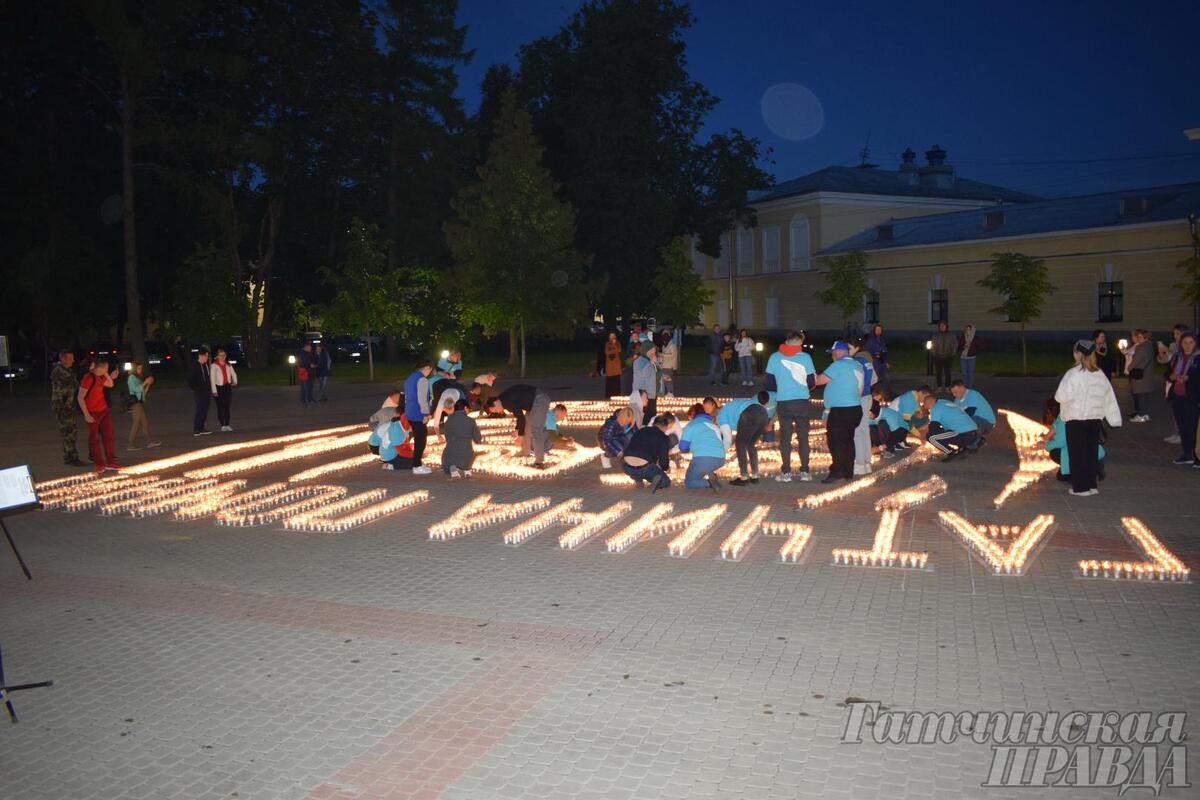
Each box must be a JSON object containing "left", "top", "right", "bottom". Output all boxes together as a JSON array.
[
  {"left": 223, "top": 425, "right": 235, "bottom": 432},
  {"left": 1130, "top": 415, "right": 1147, "bottom": 423},
  {"left": 462, "top": 470, "right": 472, "bottom": 478},
  {"left": 895, "top": 441, "right": 911, "bottom": 450},
  {"left": 105, "top": 463, "right": 121, "bottom": 471},
  {"left": 1165, "top": 434, "right": 1182, "bottom": 444},
  {"left": 146, "top": 442, "right": 161, "bottom": 448},
  {"left": 775, "top": 472, "right": 793, "bottom": 483},
  {"left": 382, "top": 464, "right": 394, "bottom": 471},
  {"left": 1069, "top": 488, "right": 1100, "bottom": 497},
  {"left": 705, "top": 475, "right": 720, "bottom": 492},
  {"left": 194, "top": 430, "right": 212, "bottom": 436},
  {"left": 450, "top": 467, "right": 462, "bottom": 478},
  {"left": 749, "top": 476, "right": 760, "bottom": 484},
  {"left": 1192, "top": 462, "right": 1200, "bottom": 469},
  {"left": 730, "top": 477, "right": 750, "bottom": 487},
  {"left": 880, "top": 449, "right": 896, "bottom": 459},
  {"left": 601, "top": 456, "right": 612, "bottom": 469},
  {"left": 651, "top": 474, "right": 666, "bottom": 494},
  {"left": 1172, "top": 455, "right": 1193, "bottom": 465},
  {"left": 798, "top": 471, "right": 812, "bottom": 482},
  {"left": 412, "top": 465, "right": 433, "bottom": 475},
  {"left": 128, "top": 445, "right": 142, "bottom": 451},
  {"left": 820, "top": 474, "right": 838, "bottom": 484}
]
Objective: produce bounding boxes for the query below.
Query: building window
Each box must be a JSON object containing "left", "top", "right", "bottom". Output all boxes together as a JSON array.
[
  {"left": 929, "top": 289, "right": 949, "bottom": 324},
  {"left": 762, "top": 226, "right": 780, "bottom": 273},
  {"left": 765, "top": 296, "right": 780, "bottom": 328},
  {"left": 876, "top": 223, "right": 893, "bottom": 242},
  {"left": 983, "top": 211, "right": 1004, "bottom": 230},
  {"left": 863, "top": 290, "right": 880, "bottom": 324},
  {"left": 713, "top": 232, "right": 729, "bottom": 278},
  {"left": 1097, "top": 282, "right": 1123, "bottom": 322},
  {"left": 737, "top": 228, "right": 754, "bottom": 275},
  {"left": 789, "top": 215, "right": 810, "bottom": 271},
  {"left": 738, "top": 296, "right": 753, "bottom": 326}
]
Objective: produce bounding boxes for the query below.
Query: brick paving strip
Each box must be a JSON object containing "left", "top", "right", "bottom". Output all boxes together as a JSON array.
[{"left": 0, "top": 572, "right": 608, "bottom": 800}]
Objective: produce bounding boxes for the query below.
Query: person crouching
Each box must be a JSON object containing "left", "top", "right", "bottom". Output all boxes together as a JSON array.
[
  {"left": 441, "top": 399, "right": 482, "bottom": 478},
  {"left": 367, "top": 390, "right": 402, "bottom": 454},
  {"left": 377, "top": 408, "right": 415, "bottom": 471},
  {"left": 621, "top": 413, "right": 675, "bottom": 492}
]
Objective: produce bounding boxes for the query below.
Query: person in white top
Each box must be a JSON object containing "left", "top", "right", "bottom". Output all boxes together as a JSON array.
[
  {"left": 1053, "top": 339, "right": 1122, "bottom": 496},
  {"left": 735, "top": 329, "right": 756, "bottom": 387},
  {"left": 210, "top": 347, "right": 239, "bottom": 432},
  {"left": 657, "top": 331, "right": 679, "bottom": 397}
]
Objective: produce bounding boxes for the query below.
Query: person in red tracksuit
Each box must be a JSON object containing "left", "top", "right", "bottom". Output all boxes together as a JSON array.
[{"left": 78, "top": 358, "right": 119, "bottom": 473}]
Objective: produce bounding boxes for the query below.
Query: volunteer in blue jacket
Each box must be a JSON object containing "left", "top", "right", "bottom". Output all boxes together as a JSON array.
[
  {"left": 765, "top": 330, "right": 817, "bottom": 483},
  {"left": 950, "top": 379, "right": 995, "bottom": 441},
  {"left": 367, "top": 390, "right": 402, "bottom": 454},
  {"left": 678, "top": 407, "right": 726, "bottom": 490},
  {"left": 848, "top": 337, "right": 877, "bottom": 475},
  {"left": 437, "top": 349, "right": 463, "bottom": 379},
  {"left": 403, "top": 359, "right": 435, "bottom": 475},
  {"left": 921, "top": 395, "right": 979, "bottom": 461},
  {"left": 868, "top": 388, "right": 908, "bottom": 456},
  {"left": 813, "top": 341, "right": 865, "bottom": 483},
  {"left": 893, "top": 385, "right": 931, "bottom": 435},
  {"left": 631, "top": 346, "right": 658, "bottom": 426},
  {"left": 377, "top": 409, "right": 415, "bottom": 470},
  {"left": 716, "top": 391, "right": 774, "bottom": 486}
]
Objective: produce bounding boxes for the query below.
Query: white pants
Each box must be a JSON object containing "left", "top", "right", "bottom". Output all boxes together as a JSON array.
[{"left": 854, "top": 395, "right": 872, "bottom": 465}]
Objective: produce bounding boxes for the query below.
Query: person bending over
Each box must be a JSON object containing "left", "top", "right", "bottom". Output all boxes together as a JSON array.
[
  {"left": 597, "top": 407, "right": 636, "bottom": 468},
  {"left": 921, "top": 395, "right": 979, "bottom": 462},
  {"left": 621, "top": 414, "right": 674, "bottom": 492},
  {"left": 949, "top": 379, "right": 995, "bottom": 443},
  {"left": 715, "top": 391, "right": 773, "bottom": 486},
  {"left": 678, "top": 406, "right": 726, "bottom": 491},
  {"left": 486, "top": 383, "right": 552, "bottom": 468},
  {"left": 441, "top": 399, "right": 482, "bottom": 478}
]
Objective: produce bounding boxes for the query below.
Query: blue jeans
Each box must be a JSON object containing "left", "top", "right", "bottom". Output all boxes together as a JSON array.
[
  {"left": 739, "top": 356, "right": 753, "bottom": 383},
  {"left": 299, "top": 379, "right": 313, "bottom": 403},
  {"left": 623, "top": 461, "right": 668, "bottom": 488},
  {"left": 317, "top": 376, "right": 329, "bottom": 400},
  {"left": 970, "top": 416, "right": 994, "bottom": 439},
  {"left": 961, "top": 357, "right": 976, "bottom": 389},
  {"left": 685, "top": 455, "right": 724, "bottom": 488},
  {"left": 707, "top": 354, "right": 722, "bottom": 383}
]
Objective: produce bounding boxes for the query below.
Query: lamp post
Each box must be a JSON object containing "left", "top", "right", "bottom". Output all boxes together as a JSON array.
[
  {"left": 925, "top": 339, "right": 933, "bottom": 376},
  {"left": 754, "top": 340, "right": 764, "bottom": 374},
  {"left": 287, "top": 354, "right": 296, "bottom": 386}
]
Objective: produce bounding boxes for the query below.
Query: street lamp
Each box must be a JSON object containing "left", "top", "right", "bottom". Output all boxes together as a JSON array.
[
  {"left": 1118, "top": 338, "right": 1129, "bottom": 353},
  {"left": 123, "top": 361, "right": 133, "bottom": 372},
  {"left": 925, "top": 339, "right": 933, "bottom": 376},
  {"left": 287, "top": 354, "right": 297, "bottom": 386},
  {"left": 754, "top": 340, "right": 764, "bottom": 374}
]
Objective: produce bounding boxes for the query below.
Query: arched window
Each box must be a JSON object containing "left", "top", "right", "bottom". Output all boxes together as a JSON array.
[{"left": 789, "top": 215, "right": 810, "bottom": 271}]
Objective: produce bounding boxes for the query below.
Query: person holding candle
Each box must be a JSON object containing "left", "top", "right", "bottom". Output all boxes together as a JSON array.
[
  {"left": 678, "top": 405, "right": 726, "bottom": 490},
  {"left": 1164, "top": 330, "right": 1199, "bottom": 467},
  {"left": 486, "top": 383, "right": 552, "bottom": 468},
  {"left": 1053, "top": 339, "right": 1123, "bottom": 495},
  {"left": 597, "top": 407, "right": 636, "bottom": 468},
  {"left": 125, "top": 362, "right": 160, "bottom": 450},
  {"left": 949, "top": 379, "right": 995, "bottom": 443},
  {"left": 367, "top": 390, "right": 403, "bottom": 454},
  {"left": 403, "top": 359, "right": 435, "bottom": 475},
  {"left": 921, "top": 395, "right": 979, "bottom": 461},
  {"left": 209, "top": 347, "right": 238, "bottom": 431},
  {"left": 765, "top": 330, "right": 817, "bottom": 483},
  {"left": 869, "top": 389, "right": 908, "bottom": 457},
  {"left": 441, "top": 399, "right": 481, "bottom": 477},
  {"left": 813, "top": 340, "right": 865, "bottom": 483},
  {"left": 545, "top": 404, "right": 576, "bottom": 452},
  {"left": 891, "top": 385, "right": 931, "bottom": 443},
  {"left": 620, "top": 413, "right": 675, "bottom": 491}
]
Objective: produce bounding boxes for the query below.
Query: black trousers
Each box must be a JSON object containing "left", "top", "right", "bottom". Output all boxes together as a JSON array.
[
  {"left": 826, "top": 406, "right": 863, "bottom": 479},
  {"left": 1065, "top": 419, "right": 1103, "bottom": 492},
  {"left": 735, "top": 404, "right": 769, "bottom": 476},
  {"left": 642, "top": 397, "right": 657, "bottom": 428},
  {"left": 192, "top": 390, "right": 211, "bottom": 433},
  {"left": 215, "top": 384, "right": 233, "bottom": 426},
  {"left": 1170, "top": 395, "right": 1199, "bottom": 461},
  {"left": 933, "top": 357, "right": 952, "bottom": 388},
  {"left": 410, "top": 419, "right": 428, "bottom": 466},
  {"left": 604, "top": 374, "right": 621, "bottom": 398},
  {"left": 871, "top": 420, "right": 907, "bottom": 450}
]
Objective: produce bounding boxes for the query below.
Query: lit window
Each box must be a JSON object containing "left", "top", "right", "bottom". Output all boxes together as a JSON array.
[
  {"left": 1097, "top": 282, "right": 1123, "bottom": 323},
  {"left": 929, "top": 289, "right": 949, "bottom": 324}
]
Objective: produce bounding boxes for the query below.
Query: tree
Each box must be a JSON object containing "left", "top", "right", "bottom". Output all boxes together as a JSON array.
[
  {"left": 320, "top": 219, "right": 441, "bottom": 382},
  {"left": 1175, "top": 254, "right": 1200, "bottom": 309},
  {"left": 650, "top": 238, "right": 713, "bottom": 328},
  {"left": 978, "top": 252, "right": 1057, "bottom": 375},
  {"left": 169, "top": 243, "right": 250, "bottom": 347},
  {"left": 818, "top": 252, "right": 870, "bottom": 335},
  {"left": 515, "top": 0, "right": 771, "bottom": 320},
  {"left": 445, "top": 91, "right": 589, "bottom": 377}
]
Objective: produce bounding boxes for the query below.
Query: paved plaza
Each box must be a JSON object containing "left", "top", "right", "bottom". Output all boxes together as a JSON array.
[{"left": 0, "top": 372, "right": 1197, "bottom": 799}]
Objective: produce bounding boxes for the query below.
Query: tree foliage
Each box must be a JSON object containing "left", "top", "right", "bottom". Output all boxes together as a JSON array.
[
  {"left": 445, "top": 91, "right": 589, "bottom": 375},
  {"left": 168, "top": 242, "right": 250, "bottom": 347},
  {"left": 650, "top": 238, "right": 713, "bottom": 328},
  {"left": 978, "top": 251, "right": 1057, "bottom": 374},
  {"left": 818, "top": 252, "right": 870, "bottom": 332},
  {"left": 1175, "top": 254, "right": 1200, "bottom": 307}
]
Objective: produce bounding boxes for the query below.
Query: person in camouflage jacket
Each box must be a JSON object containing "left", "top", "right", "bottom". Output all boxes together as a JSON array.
[{"left": 50, "top": 350, "right": 85, "bottom": 466}]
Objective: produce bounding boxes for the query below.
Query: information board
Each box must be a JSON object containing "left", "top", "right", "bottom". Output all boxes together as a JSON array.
[{"left": 0, "top": 465, "right": 38, "bottom": 514}]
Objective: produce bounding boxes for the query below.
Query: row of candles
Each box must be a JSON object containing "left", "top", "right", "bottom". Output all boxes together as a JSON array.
[
  {"left": 428, "top": 495, "right": 552, "bottom": 540},
  {"left": 288, "top": 453, "right": 379, "bottom": 483},
  {"left": 215, "top": 485, "right": 349, "bottom": 527},
  {"left": 937, "top": 511, "right": 1054, "bottom": 575},
  {"left": 873, "top": 476, "right": 948, "bottom": 511},
  {"left": 100, "top": 478, "right": 217, "bottom": 515},
  {"left": 183, "top": 432, "right": 366, "bottom": 480},
  {"left": 501, "top": 498, "right": 584, "bottom": 545},
  {"left": 124, "top": 425, "right": 363, "bottom": 476},
  {"left": 664, "top": 505, "right": 729, "bottom": 557},
  {"left": 283, "top": 489, "right": 430, "bottom": 533},
  {"left": 1077, "top": 517, "right": 1190, "bottom": 582},
  {"left": 831, "top": 508, "right": 930, "bottom": 569},
  {"left": 800, "top": 444, "right": 937, "bottom": 510},
  {"left": 992, "top": 410, "right": 1058, "bottom": 507},
  {"left": 558, "top": 503, "right": 634, "bottom": 549},
  {"left": 602, "top": 503, "right": 674, "bottom": 554}
]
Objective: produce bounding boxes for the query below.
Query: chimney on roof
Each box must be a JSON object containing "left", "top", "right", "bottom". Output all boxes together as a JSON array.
[
  {"left": 919, "top": 144, "right": 954, "bottom": 189},
  {"left": 897, "top": 148, "right": 919, "bottom": 186}
]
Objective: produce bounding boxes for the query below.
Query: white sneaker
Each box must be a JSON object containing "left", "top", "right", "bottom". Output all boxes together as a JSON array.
[
  {"left": 412, "top": 465, "right": 432, "bottom": 475},
  {"left": 852, "top": 463, "right": 868, "bottom": 476},
  {"left": 382, "top": 464, "right": 394, "bottom": 471},
  {"left": 1165, "top": 434, "right": 1182, "bottom": 444},
  {"left": 146, "top": 441, "right": 161, "bottom": 448},
  {"left": 450, "top": 467, "right": 462, "bottom": 478},
  {"left": 1131, "top": 415, "right": 1148, "bottom": 423},
  {"left": 462, "top": 470, "right": 472, "bottom": 478},
  {"left": 775, "top": 472, "right": 793, "bottom": 483},
  {"left": 798, "top": 471, "right": 813, "bottom": 482},
  {"left": 601, "top": 456, "right": 612, "bottom": 469}
]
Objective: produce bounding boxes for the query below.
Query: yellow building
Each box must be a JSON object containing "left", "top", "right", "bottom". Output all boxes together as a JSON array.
[{"left": 694, "top": 147, "right": 1199, "bottom": 338}]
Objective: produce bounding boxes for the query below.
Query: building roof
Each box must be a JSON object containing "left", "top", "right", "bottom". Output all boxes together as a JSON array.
[
  {"left": 749, "top": 165, "right": 1041, "bottom": 205},
  {"left": 819, "top": 182, "right": 1200, "bottom": 255}
]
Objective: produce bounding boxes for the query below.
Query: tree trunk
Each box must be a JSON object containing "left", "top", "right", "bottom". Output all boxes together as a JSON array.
[
  {"left": 520, "top": 319, "right": 527, "bottom": 378},
  {"left": 385, "top": 334, "right": 399, "bottom": 363},
  {"left": 120, "top": 67, "right": 147, "bottom": 366},
  {"left": 252, "top": 196, "right": 284, "bottom": 367},
  {"left": 366, "top": 328, "right": 374, "bottom": 382},
  {"left": 508, "top": 324, "right": 519, "bottom": 367}
]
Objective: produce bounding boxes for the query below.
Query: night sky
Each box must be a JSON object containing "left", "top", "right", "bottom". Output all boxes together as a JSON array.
[{"left": 456, "top": 0, "right": 1200, "bottom": 198}]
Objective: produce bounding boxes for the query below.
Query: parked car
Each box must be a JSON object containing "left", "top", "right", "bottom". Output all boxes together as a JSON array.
[
  {"left": 330, "top": 335, "right": 366, "bottom": 364},
  {"left": 144, "top": 341, "right": 173, "bottom": 371},
  {"left": 86, "top": 342, "right": 121, "bottom": 360},
  {"left": 2, "top": 361, "right": 29, "bottom": 380}
]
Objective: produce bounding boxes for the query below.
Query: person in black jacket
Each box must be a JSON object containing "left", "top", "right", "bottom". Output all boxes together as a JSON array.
[
  {"left": 188, "top": 347, "right": 213, "bottom": 436},
  {"left": 485, "top": 383, "right": 552, "bottom": 467},
  {"left": 1166, "top": 331, "right": 1200, "bottom": 466},
  {"left": 621, "top": 414, "right": 674, "bottom": 491}
]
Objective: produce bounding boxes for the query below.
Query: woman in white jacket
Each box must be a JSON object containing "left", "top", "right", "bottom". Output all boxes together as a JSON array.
[
  {"left": 657, "top": 331, "right": 679, "bottom": 397},
  {"left": 1053, "top": 340, "right": 1122, "bottom": 496},
  {"left": 210, "top": 347, "right": 239, "bottom": 432},
  {"left": 735, "top": 329, "right": 756, "bottom": 386}
]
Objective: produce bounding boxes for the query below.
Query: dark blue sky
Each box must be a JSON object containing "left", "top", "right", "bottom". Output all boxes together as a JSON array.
[{"left": 455, "top": 0, "right": 1200, "bottom": 198}]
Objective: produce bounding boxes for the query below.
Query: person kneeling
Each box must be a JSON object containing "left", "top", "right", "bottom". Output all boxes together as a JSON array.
[
  {"left": 441, "top": 399, "right": 482, "bottom": 477},
  {"left": 679, "top": 407, "right": 726, "bottom": 491},
  {"left": 545, "top": 404, "right": 576, "bottom": 454},
  {"left": 621, "top": 414, "right": 675, "bottom": 492},
  {"left": 949, "top": 379, "right": 995, "bottom": 446},
  {"left": 597, "top": 407, "right": 635, "bottom": 468},
  {"left": 367, "top": 389, "right": 402, "bottom": 455},
  {"left": 377, "top": 408, "right": 415, "bottom": 471},
  {"left": 921, "top": 395, "right": 979, "bottom": 462},
  {"left": 869, "top": 392, "right": 909, "bottom": 458}
]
